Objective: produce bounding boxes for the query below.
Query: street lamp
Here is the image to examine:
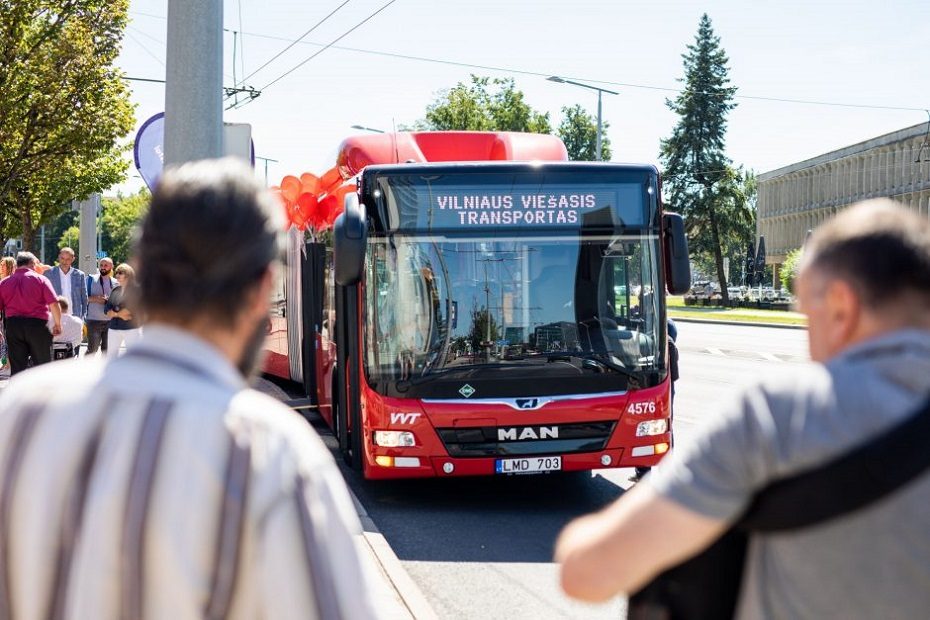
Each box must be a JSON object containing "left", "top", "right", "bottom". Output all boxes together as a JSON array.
[
  {"left": 547, "top": 76, "right": 618, "bottom": 161},
  {"left": 351, "top": 124, "right": 385, "bottom": 133}
]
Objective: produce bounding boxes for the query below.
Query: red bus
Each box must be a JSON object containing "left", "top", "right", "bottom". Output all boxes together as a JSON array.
[{"left": 264, "top": 131, "right": 690, "bottom": 479}]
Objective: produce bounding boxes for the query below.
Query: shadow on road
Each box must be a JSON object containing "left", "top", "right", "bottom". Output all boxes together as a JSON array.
[
  {"left": 344, "top": 464, "right": 627, "bottom": 564},
  {"left": 264, "top": 384, "right": 633, "bottom": 565}
]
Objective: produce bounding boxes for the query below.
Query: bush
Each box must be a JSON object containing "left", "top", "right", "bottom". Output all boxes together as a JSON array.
[{"left": 781, "top": 248, "right": 803, "bottom": 293}]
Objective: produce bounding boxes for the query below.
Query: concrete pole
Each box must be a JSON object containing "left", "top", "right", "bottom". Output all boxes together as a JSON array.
[
  {"left": 77, "top": 194, "right": 100, "bottom": 275},
  {"left": 596, "top": 90, "right": 602, "bottom": 162},
  {"left": 164, "top": 0, "right": 223, "bottom": 166}
]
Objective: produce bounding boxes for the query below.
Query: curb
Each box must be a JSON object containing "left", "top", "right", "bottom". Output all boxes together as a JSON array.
[
  {"left": 350, "top": 490, "right": 439, "bottom": 620},
  {"left": 670, "top": 316, "right": 807, "bottom": 330}
]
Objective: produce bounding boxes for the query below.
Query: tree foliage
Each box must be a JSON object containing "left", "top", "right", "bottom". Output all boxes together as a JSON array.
[
  {"left": 780, "top": 247, "right": 803, "bottom": 293},
  {"left": 660, "top": 14, "right": 748, "bottom": 303},
  {"left": 100, "top": 189, "right": 149, "bottom": 265},
  {"left": 58, "top": 225, "right": 80, "bottom": 258},
  {"left": 557, "top": 104, "right": 612, "bottom": 161},
  {"left": 468, "top": 306, "right": 500, "bottom": 354},
  {"left": 423, "top": 75, "right": 552, "bottom": 133},
  {"left": 0, "top": 0, "right": 135, "bottom": 252}
]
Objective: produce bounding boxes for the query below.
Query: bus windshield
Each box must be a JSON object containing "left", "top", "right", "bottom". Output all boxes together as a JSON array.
[{"left": 363, "top": 233, "right": 664, "bottom": 398}]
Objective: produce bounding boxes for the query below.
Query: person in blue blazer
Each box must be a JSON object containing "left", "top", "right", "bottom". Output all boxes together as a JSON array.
[{"left": 45, "top": 247, "right": 88, "bottom": 319}]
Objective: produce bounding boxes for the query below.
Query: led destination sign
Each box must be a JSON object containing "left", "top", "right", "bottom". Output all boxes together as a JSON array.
[{"left": 408, "top": 183, "right": 646, "bottom": 231}]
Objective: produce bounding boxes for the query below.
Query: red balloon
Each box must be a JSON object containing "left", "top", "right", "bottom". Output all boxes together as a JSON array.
[
  {"left": 296, "top": 192, "right": 318, "bottom": 220},
  {"left": 316, "top": 194, "right": 337, "bottom": 229},
  {"left": 280, "top": 175, "right": 301, "bottom": 204},
  {"left": 328, "top": 184, "right": 353, "bottom": 223},
  {"left": 290, "top": 207, "right": 308, "bottom": 229}
]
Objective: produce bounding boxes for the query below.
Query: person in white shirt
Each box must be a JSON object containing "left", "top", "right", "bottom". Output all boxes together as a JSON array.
[
  {"left": 47, "top": 295, "right": 84, "bottom": 355},
  {"left": 0, "top": 159, "right": 378, "bottom": 619}
]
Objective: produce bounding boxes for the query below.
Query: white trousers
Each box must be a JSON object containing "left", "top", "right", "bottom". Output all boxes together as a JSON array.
[{"left": 107, "top": 327, "right": 143, "bottom": 357}]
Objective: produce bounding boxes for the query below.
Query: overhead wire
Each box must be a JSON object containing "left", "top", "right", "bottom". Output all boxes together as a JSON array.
[
  {"left": 128, "top": 8, "right": 925, "bottom": 114},
  {"left": 234, "top": 0, "right": 353, "bottom": 89},
  {"left": 235, "top": 0, "right": 399, "bottom": 108}
]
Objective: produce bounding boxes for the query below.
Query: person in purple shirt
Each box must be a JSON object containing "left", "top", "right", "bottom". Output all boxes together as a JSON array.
[{"left": 0, "top": 252, "right": 61, "bottom": 374}]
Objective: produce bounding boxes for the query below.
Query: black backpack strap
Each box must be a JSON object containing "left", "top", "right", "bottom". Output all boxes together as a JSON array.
[{"left": 739, "top": 394, "right": 930, "bottom": 532}]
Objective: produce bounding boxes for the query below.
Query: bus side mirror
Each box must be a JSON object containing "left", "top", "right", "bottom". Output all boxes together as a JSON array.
[
  {"left": 663, "top": 212, "right": 691, "bottom": 295},
  {"left": 334, "top": 191, "right": 367, "bottom": 286}
]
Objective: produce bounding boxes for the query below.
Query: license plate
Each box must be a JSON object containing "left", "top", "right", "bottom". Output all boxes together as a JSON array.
[{"left": 495, "top": 456, "right": 562, "bottom": 474}]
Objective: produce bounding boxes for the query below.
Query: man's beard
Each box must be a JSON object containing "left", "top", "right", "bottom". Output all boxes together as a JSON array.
[
  {"left": 100, "top": 268, "right": 111, "bottom": 276},
  {"left": 237, "top": 318, "right": 269, "bottom": 383}
]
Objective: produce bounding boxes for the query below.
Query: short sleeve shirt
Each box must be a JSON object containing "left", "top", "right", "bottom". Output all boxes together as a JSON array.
[
  {"left": 647, "top": 329, "right": 930, "bottom": 619},
  {"left": 0, "top": 267, "right": 58, "bottom": 319}
]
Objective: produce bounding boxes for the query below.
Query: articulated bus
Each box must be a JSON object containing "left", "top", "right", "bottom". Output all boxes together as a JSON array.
[{"left": 264, "top": 132, "right": 690, "bottom": 479}]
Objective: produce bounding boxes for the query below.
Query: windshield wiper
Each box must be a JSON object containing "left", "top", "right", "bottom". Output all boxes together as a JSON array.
[
  {"left": 578, "top": 354, "right": 641, "bottom": 389},
  {"left": 398, "top": 363, "right": 498, "bottom": 386}
]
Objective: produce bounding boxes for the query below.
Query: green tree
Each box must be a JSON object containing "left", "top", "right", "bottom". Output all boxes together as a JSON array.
[
  {"left": 423, "top": 75, "right": 551, "bottom": 133},
  {"left": 468, "top": 306, "right": 500, "bottom": 354},
  {"left": 100, "top": 189, "right": 149, "bottom": 265},
  {"left": 780, "top": 247, "right": 803, "bottom": 293},
  {"left": 0, "top": 1, "right": 135, "bottom": 252},
  {"left": 557, "top": 104, "right": 612, "bottom": 161},
  {"left": 660, "top": 14, "right": 742, "bottom": 304},
  {"left": 58, "top": 225, "right": 80, "bottom": 259}
]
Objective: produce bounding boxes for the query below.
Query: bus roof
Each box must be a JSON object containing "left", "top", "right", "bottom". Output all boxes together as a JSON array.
[{"left": 336, "top": 131, "right": 569, "bottom": 178}]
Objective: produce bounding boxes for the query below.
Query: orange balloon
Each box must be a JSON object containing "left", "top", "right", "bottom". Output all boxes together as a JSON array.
[
  {"left": 299, "top": 172, "right": 321, "bottom": 195},
  {"left": 280, "top": 175, "right": 301, "bottom": 204},
  {"left": 320, "top": 167, "right": 342, "bottom": 194}
]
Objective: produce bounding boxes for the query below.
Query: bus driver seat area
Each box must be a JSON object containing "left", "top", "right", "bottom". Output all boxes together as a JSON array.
[{"left": 528, "top": 245, "right": 576, "bottom": 327}]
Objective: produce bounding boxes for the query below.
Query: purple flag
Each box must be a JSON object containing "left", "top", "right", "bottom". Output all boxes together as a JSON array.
[
  {"left": 133, "top": 112, "right": 257, "bottom": 191},
  {"left": 133, "top": 112, "right": 165, "bottom": 191}
]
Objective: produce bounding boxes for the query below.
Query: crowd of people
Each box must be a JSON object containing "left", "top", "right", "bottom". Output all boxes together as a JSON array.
[{"left": 0, "top": 248, "right": 138, "bottom": 375}]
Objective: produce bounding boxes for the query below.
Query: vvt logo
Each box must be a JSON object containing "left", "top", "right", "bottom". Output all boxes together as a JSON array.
[
  {"left": 516, "top": 398, "right": 538, "bottom": 410},
  {"left": 390, "top": 412, "right": 421, "bottom": 425}
]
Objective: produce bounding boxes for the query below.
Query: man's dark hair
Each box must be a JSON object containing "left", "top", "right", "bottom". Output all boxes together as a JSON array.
[
  {"left": 135, "top": 158, "right": 283, "bottom": 326},
  {"left": 804, "top": 199, "right": 930, "bottom": 310},
  {"left": 15, "top": 251, "right": 37, "bottom": 268}
]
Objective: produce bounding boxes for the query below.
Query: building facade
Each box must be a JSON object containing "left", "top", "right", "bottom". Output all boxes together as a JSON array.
[{"left": 757, "top": 121, "right": 930, "bottom": 279}]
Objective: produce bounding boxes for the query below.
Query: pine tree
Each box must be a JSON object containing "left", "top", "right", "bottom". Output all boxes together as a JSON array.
[{"left": 660, "top": 14, "right": 750, "bottom": 304}]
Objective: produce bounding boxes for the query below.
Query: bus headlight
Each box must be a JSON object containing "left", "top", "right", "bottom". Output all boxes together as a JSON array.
[
  {"left": 374, "top": 430, "right": 416, "bottom": 447},
  {"left": 636, "top": 419, "right": 668, "bottom": 437}
]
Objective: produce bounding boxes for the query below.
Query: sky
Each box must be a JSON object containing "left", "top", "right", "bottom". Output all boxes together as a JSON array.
[{"left": 116, "top": 0, "right": 930, "bottom": 194}]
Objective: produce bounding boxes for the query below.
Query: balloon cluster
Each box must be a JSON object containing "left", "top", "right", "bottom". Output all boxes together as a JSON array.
[{"left": 271, "top": 166, "right": 355, "bottom": 232}]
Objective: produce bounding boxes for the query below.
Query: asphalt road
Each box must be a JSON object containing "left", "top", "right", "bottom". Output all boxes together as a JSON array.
[{"left": 334, "top": 321, "right": 812, "bottom": 620}]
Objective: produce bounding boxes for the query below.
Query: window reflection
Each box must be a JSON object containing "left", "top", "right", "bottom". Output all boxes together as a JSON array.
[{"left": 364, "top": 234, "right": 661, "bottom": 386}]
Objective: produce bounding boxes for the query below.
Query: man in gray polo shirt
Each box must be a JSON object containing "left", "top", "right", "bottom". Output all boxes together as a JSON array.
[
  {"left": 556, "top": 199, "right": 930, "bottom": 618},
  {"left": 85, "top": 257, "right": 115, "bottom": 354}
]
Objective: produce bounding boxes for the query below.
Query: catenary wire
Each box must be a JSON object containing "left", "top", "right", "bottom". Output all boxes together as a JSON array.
[
  {"left": 129, "top": 9, "right": 924, "bottom": 114},
  {"left": 234, "top": 0, "right": 353, "bottom": 88},
  {"left": 242, "top": 0, "right": 399, "bottom": 105}
]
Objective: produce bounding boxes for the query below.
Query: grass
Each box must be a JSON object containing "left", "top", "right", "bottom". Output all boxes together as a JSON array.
[{"left": 666, "top": 296, "right": 808, "bottom": 327}]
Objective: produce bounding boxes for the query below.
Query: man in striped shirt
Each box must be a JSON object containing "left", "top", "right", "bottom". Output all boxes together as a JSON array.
[{"left": 0, "top": 159, "right": 377, "bottom": 619}]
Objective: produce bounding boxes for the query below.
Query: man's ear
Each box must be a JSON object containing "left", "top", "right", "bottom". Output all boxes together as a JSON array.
[{"left": 825, "top": 278, "right": 861, "bottom": 347}]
